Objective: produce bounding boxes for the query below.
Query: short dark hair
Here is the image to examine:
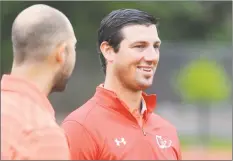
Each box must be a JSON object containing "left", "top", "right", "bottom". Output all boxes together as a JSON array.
[{"left": 97, "top": 9, "right": 158, "bottom": 74}]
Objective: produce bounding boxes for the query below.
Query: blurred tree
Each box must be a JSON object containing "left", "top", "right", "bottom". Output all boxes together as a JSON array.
[
  {"left": 177, "top": 58, "right": 231, "bottom": 102},
  {"left": 175, "top": 57, "right": 231, "bottom": 147},
  {"left": 0, "top": 1, "right": 232, "bottom": 73}
]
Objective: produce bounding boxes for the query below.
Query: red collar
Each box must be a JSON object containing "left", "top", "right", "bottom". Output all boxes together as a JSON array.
[
  {"left": 93, "top": 85, "right": 157, "bottom": 123},
  {"left": 1, "top": 74, "right": 55, "bottom": 117}
]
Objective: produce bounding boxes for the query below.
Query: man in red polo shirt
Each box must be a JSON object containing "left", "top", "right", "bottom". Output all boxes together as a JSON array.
[
  {"left": 62, "top": 9, "right": 182, "bottom": 160},
  {"left": 1, "top": 4, "right": 76, "bottom": 160}
]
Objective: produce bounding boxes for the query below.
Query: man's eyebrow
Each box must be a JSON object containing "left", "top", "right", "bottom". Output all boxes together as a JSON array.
[
  {"left": 130, "top": 41, "right": 148, "bottom": 45},
  {"left": 130, "top": 40, "right": 161, "bottom": 45}
]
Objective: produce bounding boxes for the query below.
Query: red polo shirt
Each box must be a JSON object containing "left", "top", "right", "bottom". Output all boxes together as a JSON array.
[
  {"left": 1, "top": 74, "right": 70, "bottom": 160},
  {"left": 62, "top": 85, "right": 182, "bottom": 160}
]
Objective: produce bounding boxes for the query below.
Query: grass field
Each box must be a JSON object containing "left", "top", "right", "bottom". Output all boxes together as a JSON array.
[
  {"left": 180, "top": 137, "right": 232, "bottom": 160},
  {"left": 182, "top": 148, "right": 232, "bottom": 160},
  {"left": 180, "top": 136, "right": 232, "bottom": 149}
]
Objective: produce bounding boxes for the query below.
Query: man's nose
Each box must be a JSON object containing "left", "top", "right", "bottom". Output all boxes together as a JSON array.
[{"left": 143, "top": 47, "right": 159, "bottom": 64}]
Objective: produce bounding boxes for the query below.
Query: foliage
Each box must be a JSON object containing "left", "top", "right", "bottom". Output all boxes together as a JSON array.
[
  {"left": 0, "top": 1, "right": 232, "bottom": 72},
  {"left": 176, "top": 58, "right": 231, "bottom": 102}
]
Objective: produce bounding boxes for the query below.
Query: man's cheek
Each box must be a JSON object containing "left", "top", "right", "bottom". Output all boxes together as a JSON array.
[{"left": 134, "top": 54, "right": 145, "bottom": 62}]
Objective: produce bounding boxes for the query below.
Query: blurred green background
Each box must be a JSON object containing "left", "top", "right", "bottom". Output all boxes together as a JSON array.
[{"left": 1, "top": 1, "right": 232, "bottom": 159}]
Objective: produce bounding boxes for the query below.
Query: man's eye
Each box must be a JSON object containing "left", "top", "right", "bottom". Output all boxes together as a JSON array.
[
  {"left": 135, "top": 45, "right": 144, "bottom": 48},
  {"left": 154, "top": 45, "right": 160, "bottom": 49}
]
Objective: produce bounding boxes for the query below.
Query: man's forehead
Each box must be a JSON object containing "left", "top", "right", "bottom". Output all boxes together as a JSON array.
[
  {"left": 121, "top": 24, "right": 160, "bottom": 43},
  {"left": 74, "top": 37, "right": 77, "bottom": 44},
  {"left": 70, "top": 34, "right": 77, "bottom": 43}
]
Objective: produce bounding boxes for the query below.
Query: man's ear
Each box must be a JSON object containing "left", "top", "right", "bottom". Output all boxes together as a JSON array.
[
  {"left": 54, "top": 43, "right": 67, "bottom": 64},
  {"left": 99, "top": 41, "right": 115, "bottom": 63}
]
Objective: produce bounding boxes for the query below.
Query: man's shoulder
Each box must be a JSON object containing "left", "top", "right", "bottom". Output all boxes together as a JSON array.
[
  {"left": 2, "top": 90, "right": 36, "bottom": 108},
  {"left": 1, "top": 91, "right": 31, "bottom": 117},
  {"left": 63, "top": 97, "right": 101, "bottom": 126},
  {"left": 2, "top": 90, "right": 57, "bottom": 130},
  {"left": 150, "top": 112, "right": 177, "bottom": 131}
]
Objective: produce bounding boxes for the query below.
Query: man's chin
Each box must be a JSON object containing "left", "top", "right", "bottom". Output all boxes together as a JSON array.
[
  {"left": 51, "top": 84, "right": 67, "bottom": 93},
  {"left": 136, "top": 81, "right": 153, "bottom": 91}
]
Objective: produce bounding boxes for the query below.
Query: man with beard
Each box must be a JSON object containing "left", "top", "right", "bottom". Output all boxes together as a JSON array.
[
  {"left": 1, "top": 4, "right": 76, "bottom": 160},
  {"left": 62, "top": 9, "right": 182, "bottom": 160}
]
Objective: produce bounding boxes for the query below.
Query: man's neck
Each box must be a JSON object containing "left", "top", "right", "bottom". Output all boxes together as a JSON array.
[
  {"left": 11, "top": 64, "right": 54, "bottom": 96},
  {"left": 104, "top": 74, "right": 142, "bottom": 111}
]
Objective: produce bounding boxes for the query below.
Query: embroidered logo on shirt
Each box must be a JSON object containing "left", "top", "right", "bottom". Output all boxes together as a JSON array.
[
  {"left": 156, "top": 135, "right": 172, "bottom": 149},
  {"left": 114, "top": 138, "right": 126, "bottom": 146}
]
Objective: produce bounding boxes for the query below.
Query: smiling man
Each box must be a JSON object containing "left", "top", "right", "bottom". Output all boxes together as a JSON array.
[{"left": 62, "top": 9, "right": 182, "bottom": 160}]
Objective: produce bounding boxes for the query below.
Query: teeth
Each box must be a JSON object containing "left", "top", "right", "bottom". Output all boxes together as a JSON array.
[
  {"left": 144, "top": 69, "right": 151, "bottom": 72},
  {"left": 139, "top": 68, "right": 152, "bottom": 72}
]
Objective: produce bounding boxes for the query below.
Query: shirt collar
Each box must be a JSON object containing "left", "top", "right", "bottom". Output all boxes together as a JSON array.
[
  {"left": 93, "top": 84, "right": 156, "bottom": 122},
  {"left": 1, "top": 74, "right": 55, "bottom": 117},
  {"left": 141, "top": 97, "right": 147, "bottom": 115}
]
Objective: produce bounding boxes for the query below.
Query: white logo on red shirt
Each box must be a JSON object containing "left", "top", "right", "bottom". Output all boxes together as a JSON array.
[
  {"left": 115, "top": 138, "right": 126, "bottom": 146},
  {"left": 156, "top": 135, "right": 172, "bottom": 149}
]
